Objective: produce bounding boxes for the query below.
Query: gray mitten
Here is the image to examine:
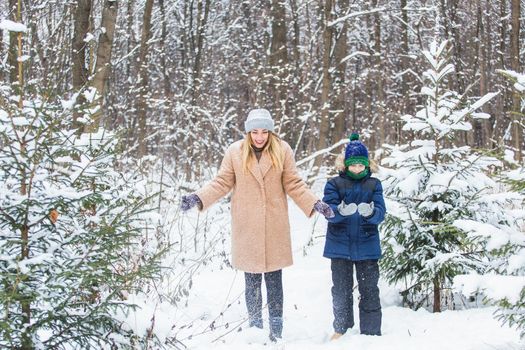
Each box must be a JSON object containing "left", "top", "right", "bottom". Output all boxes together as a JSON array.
[
  {"left": 357, "top": 201, "right": 374, "bottom": 217},
  {"left": 337, "top": 202, "right": 357, "bottom": 216}
]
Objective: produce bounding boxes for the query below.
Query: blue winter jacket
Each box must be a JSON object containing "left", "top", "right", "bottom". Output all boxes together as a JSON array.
[{"left": 322, "top": 171, "right": 386, "bottom": 261}]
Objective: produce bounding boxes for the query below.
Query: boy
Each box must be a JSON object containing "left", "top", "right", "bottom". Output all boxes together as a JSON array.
[{"left": 321, "top": 133, "right": 386, "bottom": 339}]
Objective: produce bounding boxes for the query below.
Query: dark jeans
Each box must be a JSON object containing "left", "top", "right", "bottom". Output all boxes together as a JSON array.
[
  {"left": 331, "top": 259, "right": 381, "bottom": 336},
  {"left": 244, "top": 269, "right": 283, "bottom": 338}
]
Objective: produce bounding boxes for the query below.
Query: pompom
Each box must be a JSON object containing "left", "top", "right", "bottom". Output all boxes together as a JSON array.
[{"left": 349, "top": 133, "right": 359, "bottom": 141}]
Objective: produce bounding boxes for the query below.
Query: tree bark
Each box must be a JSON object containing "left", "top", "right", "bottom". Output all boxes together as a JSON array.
[
  {"left": 192, "top": 0, "right": 210, "bottom": 103},
  {"left": 288, "top": 0, "right": 303, "bottom": 147},
  {"left": 482, "top": 0, "right": 495, "bottom": 148},
  {"left": 433, "top": 276, "right": 441, "bottom": 313},
  {"left": 90, "top": 0, "right": 118, "bottom": 131},
  {"left": 11, "top": 2, "right": 31, "bottom": 345},
  {"left": 290, "top": 0, "right": 301, "bottom": 76},
  {"left": 71, "top": 0, "right": 92, "bottom": 128},
  {"left": 0, "top": 25, "right": 2, "bottom": 83},
  {"left": 315, "top": 0, "right": 333, "bottom": 168},
  {"left": 473, "top": 0, "right": 485, "bottom": 148},
  {"left": 72, "top": 0, "right": 92, "bottom": 91},
  {"left": 137, "top": 0, "right": 154, "bottom": 158},
  {"left": 8, "top": 0, "right": 18, "bottom": 85},
  {"left": 332, "top": 0, "right": 349, "bottom": 141},
  {"left": 269, "top": 0, "right": 290, "bottom": 128},
  {"left": 510, "top": 0, "right": 522, "bottom": 162},
  {"left": 399, "top": 0, "right": 409, "bottom": 144},
  {"left": 92, "top": 0, "right": 117, "bottom": 97},
  {"left": 494, "top": 0, "right": 508, "bottom": 145},
  {"left": 159, "top": 0, "right": 172, "bottom": 99},
  {"left": 126, "top": 0, "right": 135, "bottom": 78},
  {"left": 372, "top": 0, "right": 384, "bottom": 147}
]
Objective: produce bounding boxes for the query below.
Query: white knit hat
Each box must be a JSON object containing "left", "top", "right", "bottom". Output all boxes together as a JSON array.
[{"left": 244, "top": 108, "right": 275, "bottom": 133}]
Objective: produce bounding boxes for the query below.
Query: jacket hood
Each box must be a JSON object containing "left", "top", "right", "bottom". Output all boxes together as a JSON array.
[{"left": 335, "top": 152, "right": 378, "bottom": 174}]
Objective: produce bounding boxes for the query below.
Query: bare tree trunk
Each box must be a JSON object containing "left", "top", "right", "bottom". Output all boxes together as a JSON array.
[
  {"left": 482, "top": 0, "right": 495, "bottom": 148},
  {"left": 8, "top": 0, "right": 18, "bottom": 85},
  {"left": 192, "top": 0, "right": 210, "bottom": 103},
  {"left": 433, "top": 276, "right": 441, "bottom": 313},
  {"left": 288, "top": 0, "right": 303, "bottom": 147},
  {"left": 72, "top": 0, "right": 92, "bottom": 91},
  {"left": 71, "top": 0, "right": 92, "bottom": 128},
  {"left": 126, "top": 0, "right": 135, "bottom": 78},
  {"left": 473, "top": 0, "right": 485, "bottom": 148},
  {"left": 449, "top": 0, "right": 465, "bottom": 93},
  {"left": 11, "top": 2, "right": 31, "bottom": 346},
  {"left": 120, "top": 0, "right": 135, "bottom": 148},
  {"left": 137, "top": 0, "right": 154, "bottom": 158},
  {"left": 181, "top": 1, "right": 189, "bottom": 70},
  {"left": 510, "top": 0, "right": 522, "bottom": 162},
  {"left": 159, "top": 0, "right": 172, "bottom": 99},
  {"left": 15, "top": 2, "right": 24, "bottom": 107},
  {"left": 0, "top": 25, "right": 2, "bottom": 83},
  {"left": 499, "top": 0, "right": 507, "bottom": 68},
  {"left": 90, "top": 0, "right": 118, "bottom": 131},
  {"left": 290, "top": 0, "right": 301, "bottom": 75},
  {"left": 26, "top": 2, "right": 49, "bottom": 92},
  {"left": 399, "top": 0, "right": 409, "bottom": 144},
  {"left": 269, "top": 0, "right": 290, "bottom": 128},
  {"left": 315, "top": 0, "right": 333, "bottom": 168},
  {"left": 332, "top": 0, "right": 349, "bottom": 141},
  {"left": 439, "top": 0, "right": 449, "bottom": 38},
  {"left": 372, "top": 0, "right": 384, "bottom": 148},
  {"left": 494, "top": 0, "right": 508, "bottom": 145}
]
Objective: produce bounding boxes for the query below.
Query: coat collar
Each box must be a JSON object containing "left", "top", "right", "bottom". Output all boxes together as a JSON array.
[{"left": 249, "top": 150, "right": 273, "bottom": 185}]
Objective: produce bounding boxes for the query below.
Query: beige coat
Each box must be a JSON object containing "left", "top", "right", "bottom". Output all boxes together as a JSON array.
[{"left": 196, "top": 139, "right": 318, "bottom": 273}]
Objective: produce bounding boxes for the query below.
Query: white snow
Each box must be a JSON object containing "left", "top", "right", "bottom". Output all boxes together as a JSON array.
[
  {"left": 17, "top": 55, "right": 30, "bottom": 62},
  {"left": 328, "top": 7, "right": 387, "bottom": 27},
  {"left": 121, "top": 200, "right": 522, "bottom": 349},
  {"left": 453, "top": 219, "right": 512, "bottom": 251},
  {"left": 84, "top": 32, "right": 95, "bottom": 42},
  {"left": 454, "top": 273, "right": 525, "bottom": 304},
  {"left": 0, "top": 19, "right": 27, "bottom": 32},
  {"left": 508, "top": 249, "right": 525, "bottom": 274}
]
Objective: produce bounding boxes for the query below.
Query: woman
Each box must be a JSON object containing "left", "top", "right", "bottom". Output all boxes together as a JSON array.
[{"left": 180, "top": 108, "right": 334, "bottom": 342}]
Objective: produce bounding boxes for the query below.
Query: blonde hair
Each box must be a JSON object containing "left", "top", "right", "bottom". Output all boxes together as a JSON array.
[{"left": 241, "top": 132, "right": 284, "bottom": 174}]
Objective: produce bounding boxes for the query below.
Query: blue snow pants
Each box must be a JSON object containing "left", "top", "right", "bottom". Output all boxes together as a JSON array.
[{"left": 331, "top": 259, "right": 382, "bottom": 336}]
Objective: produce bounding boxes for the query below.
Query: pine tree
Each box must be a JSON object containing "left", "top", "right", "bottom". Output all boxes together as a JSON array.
[
  {"left": 0, "top": 83, "right": 163, "bottom": 348},
  {"left": 380, "top": 40, "right": 520, "bottom": 312},
  {"left": 486, "top": 69, "right": 525, "bottom": 339}
]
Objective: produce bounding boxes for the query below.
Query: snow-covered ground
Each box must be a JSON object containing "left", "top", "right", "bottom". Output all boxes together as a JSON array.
[{"left": 128, "top": 199, "right": 523, "bottom": 349}]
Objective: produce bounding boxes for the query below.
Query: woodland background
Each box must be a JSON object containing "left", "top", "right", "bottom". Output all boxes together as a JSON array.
[
  {"left": 2, "top": 0, "right": 524, "bottom": 173},
  {"left": 1, "top": 1, "right": 525, "bottom": 349}
]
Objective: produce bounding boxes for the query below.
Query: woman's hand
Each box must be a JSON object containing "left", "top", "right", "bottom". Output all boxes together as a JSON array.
[
  {"left": 181, "top": 193, "right": 202, "bottom": 212},
  {"left": 313, "top": 200, "right": 335, "bottom": 218}
]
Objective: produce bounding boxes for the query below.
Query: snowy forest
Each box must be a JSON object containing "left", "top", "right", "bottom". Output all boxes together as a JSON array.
[{"left": 1, "top": 0, "right": 525, "bottom": 349}]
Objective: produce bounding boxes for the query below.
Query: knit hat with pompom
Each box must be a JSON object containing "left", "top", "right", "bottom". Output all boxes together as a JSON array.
[{"left": 344, "top": 133, "right": 369, "bottom": 167}]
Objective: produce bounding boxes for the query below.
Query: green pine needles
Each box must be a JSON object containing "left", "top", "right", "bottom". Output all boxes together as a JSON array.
[
  {"left": 381, "top": 40, "right": 521, "bottom": 315},
  {"left": 0, "top": 86, "right": 164, "bottom": 349},
  {"left": 495, "top": 69, "right": 525, "bottom": 338}
]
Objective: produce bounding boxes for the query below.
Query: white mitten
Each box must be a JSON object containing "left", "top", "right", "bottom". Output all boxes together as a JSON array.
[
  {"left": 337, "top": 202, "right": 358, "bottom": 216},
  {"left": 357, "top": 202, "right": 374, "bottom": 217}
]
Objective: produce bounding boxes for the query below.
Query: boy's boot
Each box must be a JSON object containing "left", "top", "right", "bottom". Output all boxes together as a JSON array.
[{"left": 330, "top": 332, "right": 343, "bottom": 341}]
